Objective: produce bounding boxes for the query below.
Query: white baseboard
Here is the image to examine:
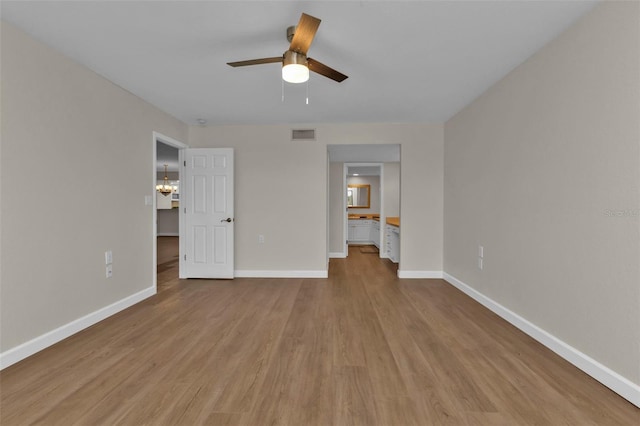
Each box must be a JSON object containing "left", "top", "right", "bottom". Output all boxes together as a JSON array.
[
  {"left": 234, "top": 270, "right": 328, "bottom": 278},
  {"left": 443, "top": 272, "right": 640, "bottom": 408},
  {"left": 157, "top": 232, "right": 178, "bottom": 237},
  {"left": 398, "top": 270, "right": 444, "bottom": 279},
  {"left": 329, "top": 252, "right": 347, "bottom": 258},
  {"left": 0, "top": 286, "right": 156, "bottom": 370}
]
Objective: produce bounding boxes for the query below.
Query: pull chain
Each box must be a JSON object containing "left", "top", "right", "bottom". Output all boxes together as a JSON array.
[
  {"left": 281, "top": 78, "right": 285, "bottom": 102},
  {"left": 306, "top": 79, "right": 309, "bottom": 105}
]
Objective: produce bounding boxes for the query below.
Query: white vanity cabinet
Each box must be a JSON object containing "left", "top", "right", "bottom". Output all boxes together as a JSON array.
[
  {"left": 385, "top": 224, "right": 400, "bottom": 263},
  {"left": 371, "top": 220, "right": 381, "bottom": 248},
  {"left": 348, "top": 219, "right": 373, "bottom": 243}
]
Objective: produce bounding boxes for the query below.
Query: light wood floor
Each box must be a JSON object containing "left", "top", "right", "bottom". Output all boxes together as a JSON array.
[{"left": 1, "top": 237, "right": 638, "bottom": 425}]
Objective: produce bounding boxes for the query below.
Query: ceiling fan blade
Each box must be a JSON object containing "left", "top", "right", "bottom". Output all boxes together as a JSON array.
[
  {"left": 227, "top": 57, "right": 282, "bottom": 67},
  {"left": 289, "top": 13, "right": 321, "bottom": 55},
  {"left": 308, "top": 58, "right": 348, "bottom": 82}
]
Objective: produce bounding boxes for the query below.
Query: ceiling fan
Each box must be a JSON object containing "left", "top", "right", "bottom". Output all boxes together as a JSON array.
[{"left": 227, "top": 13, "right": 348, "bottom": 84}]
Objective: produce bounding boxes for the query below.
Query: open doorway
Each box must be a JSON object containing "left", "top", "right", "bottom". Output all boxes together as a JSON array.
[
  {"left": 345, "top": 163, "right": 383, "bottom": 256},
  {"left": 327, "top": 144, "right": 400, "bottom": 272},
  {"left": 152, "top": 132, "right": 187, "bottom": 291}
]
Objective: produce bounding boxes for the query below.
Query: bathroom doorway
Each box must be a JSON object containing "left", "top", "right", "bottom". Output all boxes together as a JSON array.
[{"left": 327, "top": 144, "right": 400, "bottom": 263}]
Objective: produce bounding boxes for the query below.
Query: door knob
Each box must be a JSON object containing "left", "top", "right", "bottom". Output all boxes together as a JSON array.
[{"left": 221, "top": 218, "right": 233, "bottom": 223}]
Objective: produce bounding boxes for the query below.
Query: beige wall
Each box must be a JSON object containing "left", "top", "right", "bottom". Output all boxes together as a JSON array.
[
  {"left": 0, "top": 22, "right": 188, "bottom": 351},
  {"left": 189, "top": 123, "right": 443, "bottom": 273},
  {"left": 383, "top": 162, "right": 400, "bottom": 218},
  {"left": 157, "top": 209, "right": 179, "bottom": 235},
  {"left": 329, "top": 162, "right": 344, "bottom": 254},
  {"left": 444, "top": 1, "right": 640, "bottom": 385}
]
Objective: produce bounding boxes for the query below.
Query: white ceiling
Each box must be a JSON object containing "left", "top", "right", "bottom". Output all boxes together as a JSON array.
[{"left": 2, "top": 1, "right": 598, "bottom": 126}]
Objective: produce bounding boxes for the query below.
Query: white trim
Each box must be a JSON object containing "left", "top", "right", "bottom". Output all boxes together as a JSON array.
[
  {"left": 329, "top": 252, "right": 347, "bottom": 258},
  {"left": 157, "top": 232, "right": 179, "bottom": 237},
  {"left": 234, "top": 270, "right": 328, "bottom": 278},
  {"left": 154, "top": 132, "right": 188, "bottom": 149},
  {"left": 178, "top": 148, "right": 186, "bottom": 279},
  {"left": 343, "top": 163, "right": 348, "bottom": 256},
  {"left": 443, "top": 272, "right": 640, "bottom": 408},
  {"left": 0, "top": 286, "right": 156, "bottom": 370},
  {"left": 379, "top": 165, "right": 385, "bottom": 260},
  {"left": 398, "top": 270, "right": 444, "bottom": 279}
]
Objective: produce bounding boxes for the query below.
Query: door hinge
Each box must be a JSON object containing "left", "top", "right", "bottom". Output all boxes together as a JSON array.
[
  {"left": 184, "top": 254, "right": 186, "bottom": 261},
  {"left": 184, "top": 160, "right": 186, "bottom": 166},
  {"left": 184, "top": 207, "right": 186, "bottom": 213}
]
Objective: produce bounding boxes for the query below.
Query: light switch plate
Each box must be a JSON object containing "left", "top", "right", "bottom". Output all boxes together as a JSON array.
[
  {"left": 478, "top": 246, "right": 484, "bottom": 258},
  {"left": 105, "top": 250, "right": 113, "bottom": 265}
]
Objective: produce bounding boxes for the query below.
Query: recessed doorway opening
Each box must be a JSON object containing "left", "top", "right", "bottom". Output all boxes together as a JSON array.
[
  {"left": 327, "top": 144, "right": 400, "bottom": 273},
  {"left": 152, "top": 132, "right": 187, "bottom": 291}
]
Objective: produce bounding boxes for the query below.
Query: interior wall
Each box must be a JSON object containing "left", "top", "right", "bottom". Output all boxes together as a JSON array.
[
  {"left": 329, "top": 162, "right": 344, "bottom": 254},
  {"left": 347, "top": 175, "right": 380, "bottom": 214},
  {"left": 188, "top": 123, "right": 443, "bottom": 273},
  {"left": 0, "top": 22, "right": 188, "bottom": 352},
  {"left": 383, "top": 162, "right": 400, "bottom": 218},
  {"left": 444, "top": 0, "right": 639, "bottom": 386},
  {"left": 157, "top": 209, "right": 179, "bottom": 236}
]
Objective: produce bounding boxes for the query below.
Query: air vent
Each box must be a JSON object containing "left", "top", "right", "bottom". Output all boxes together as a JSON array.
[{"left": 291, "top": 129, "right": 316, "bottom": 141}]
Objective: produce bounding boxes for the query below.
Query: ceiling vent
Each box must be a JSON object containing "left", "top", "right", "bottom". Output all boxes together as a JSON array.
[{"left": 291, "top": 128, "right": 316, "bottom": 141}]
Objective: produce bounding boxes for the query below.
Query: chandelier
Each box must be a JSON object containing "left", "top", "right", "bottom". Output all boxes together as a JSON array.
[{"left": 156, "top": 164, "right": 173, "bottom": 196}]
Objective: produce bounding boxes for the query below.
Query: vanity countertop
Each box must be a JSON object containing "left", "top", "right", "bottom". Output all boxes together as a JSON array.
[
  {"left": 348, "top": 214, "right": 380, "bottom": 220},
  {"left": 386, "top": 217, "right": 400, "bottom": 227}
]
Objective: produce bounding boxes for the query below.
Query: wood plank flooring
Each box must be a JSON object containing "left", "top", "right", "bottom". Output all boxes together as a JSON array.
[{"left": 1, "top": 237, "right": 638, "bottom": 425}]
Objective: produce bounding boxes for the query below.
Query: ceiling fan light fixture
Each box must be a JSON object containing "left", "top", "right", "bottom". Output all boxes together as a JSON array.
[{"left": 282, "top": 50, "right": 309, "bottom": 83}]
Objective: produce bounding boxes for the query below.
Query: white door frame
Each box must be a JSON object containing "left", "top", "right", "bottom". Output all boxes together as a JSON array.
[
  {"left": 344, "top": 163, "right": 385, "bottom": 258},
  {"left": 152, "top": 131, "right": 188, "bottom": 291}
]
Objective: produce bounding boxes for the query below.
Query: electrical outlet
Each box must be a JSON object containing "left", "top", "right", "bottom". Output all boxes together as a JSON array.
[
  {"left": 106, "top": 264, "right": 113, "bottom": 278},
  {"left": 258, "top": 235, "right": 265, "bottom": 244}
]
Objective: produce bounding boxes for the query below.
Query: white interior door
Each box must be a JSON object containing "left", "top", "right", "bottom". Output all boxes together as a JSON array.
[{"left": 180, "top": 148, "right": 234, "bottom": 279}]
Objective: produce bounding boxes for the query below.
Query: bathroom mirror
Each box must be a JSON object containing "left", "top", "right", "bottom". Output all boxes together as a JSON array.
[{"left": 347, "top": 184, "right": 370, "bottom": 209}]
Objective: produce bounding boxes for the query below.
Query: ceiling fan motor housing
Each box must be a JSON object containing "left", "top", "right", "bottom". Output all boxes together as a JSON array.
[
  {"left": 283, "top": 50, "right": 307, "bottom": 67},
  {"left": 286, "top": 25, "right": 296, "bottom": 43}
]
